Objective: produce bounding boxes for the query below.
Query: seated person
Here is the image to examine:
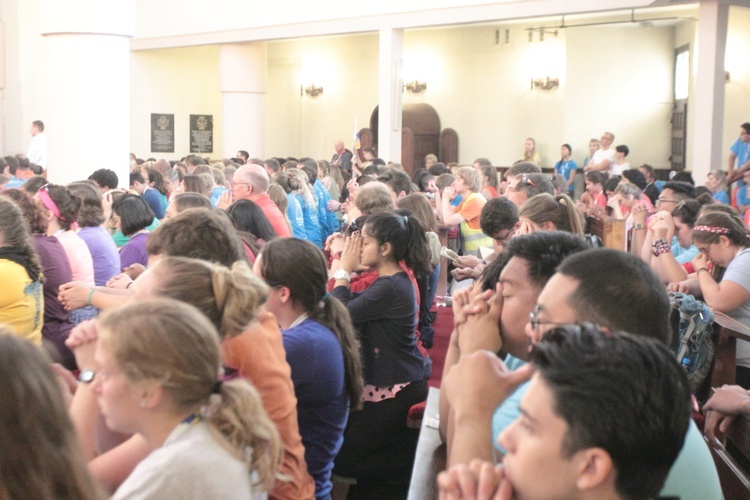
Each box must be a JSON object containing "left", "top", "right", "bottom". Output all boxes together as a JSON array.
[
  {"left": 439, "top": 325, "right": 691, "bottom": 500},
  {"left": 505, "top": 173, "right": 554, "bottom": 208}
]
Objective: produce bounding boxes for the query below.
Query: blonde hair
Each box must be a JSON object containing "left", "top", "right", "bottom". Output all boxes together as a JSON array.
[
  {"left": 266, "top": 183, "right": 293, "bottom": 236},
  {"left": 456, "top": 166, "right": 482, "bottom": 192},
  {"left": 150, "top": 257, "right": 268, "bottom": 339},
  {"left": 287, "top": 168, "right": 316, "bottom": 209},
  {"left": 98, "top": 299, "right": 282, "bottom": 491},
  {"left": 519, "top": 193, "right": 585, "bottom": 236}
]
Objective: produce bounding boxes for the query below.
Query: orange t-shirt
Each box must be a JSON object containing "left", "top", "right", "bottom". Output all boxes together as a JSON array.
[
  {"left": 222, "top": 311, "right": 315, "bottom": 500},
  {"left": 456, "top": 192, "right": 485, "bottom": 230}
]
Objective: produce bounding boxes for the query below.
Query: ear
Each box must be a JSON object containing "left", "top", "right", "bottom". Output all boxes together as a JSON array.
[
  {"left": 542, "top": 221, "right": 556, "bottom": 231},
  {"left": 277, "top": 285, "right": 292, "bottom": 304},
  {"left": 574, "top": 447, "right": 614, "bottom": 492},
  {"left": 718, "top": 235, "right": 732, "bottom": 248},
  {"left": 136, "top": 379, "right": 164, "bottom": 410},
  {"left": 381, "top": 242, "right": 393, "bottom": 258}
]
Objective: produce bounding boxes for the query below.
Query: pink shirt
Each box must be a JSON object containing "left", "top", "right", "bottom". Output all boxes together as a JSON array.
[{"left": 55, "top": 230, "right": 95, "bottom": 286}]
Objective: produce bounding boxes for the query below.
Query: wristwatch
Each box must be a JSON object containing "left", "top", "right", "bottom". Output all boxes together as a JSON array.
[
  {"left": 78, "top": 369, "right": 96, "bottom": 384},
  {"left": 333, "top": 269, "right": 351, "bottom": 283}
]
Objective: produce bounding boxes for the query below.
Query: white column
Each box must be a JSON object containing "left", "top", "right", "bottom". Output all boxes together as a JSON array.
[
  {"left": 378, "top": 28, "right": 403, "bottom": 164},
  {"left": 39, "top": 0, "right": 134, "bottom": 187},
  {"left": 691, "top": 0, "right": 728, "bottom": 180},
  {"left": 220, "top": 43, "right": 266, "bottom": 160}
]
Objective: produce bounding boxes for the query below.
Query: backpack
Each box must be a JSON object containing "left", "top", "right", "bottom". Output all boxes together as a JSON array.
[{"left": 668, "top": 292, "right": 715, "bottom": 393}]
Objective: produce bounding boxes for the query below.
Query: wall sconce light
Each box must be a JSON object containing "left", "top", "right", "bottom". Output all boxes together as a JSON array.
[
  {"left": 404, "top": 81, "right": 427, "bottom": 93},
  {"left": 301, "top": 85, "right": 324, "bottom": 97},
  {"left": 530, "top": 77, "right": 559, "bottom": 90}
]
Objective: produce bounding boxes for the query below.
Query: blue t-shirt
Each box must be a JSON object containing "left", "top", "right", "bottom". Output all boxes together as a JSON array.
[
  {"left": 554, "top": 159, "right": 578, "bottom": 182},
  {"left": 286, "top": 192, "right": 306, "bottom": 239},
  {"left": 283, "top": 319, "right": 348, "bottom": 499},
  {"left": 210, "top": 186, "right": 227, "bottom": 206},
  {"left": 712, "top": 190, "right": 729, "bottom": 204},
  {"left": 141, "top": 187, "right": 165, "bottom": 219},
  {"left": 731, "top": 138, "right": 750, "bottom": 169},
  {"left": 671, "top": 236, "right": 699, "bottom": 265},
  {"left": 738, "top": 185, "right": 749, "bottom": 207},
  {"left": 295, "top": 193, "right": 323, "bottom": 247},
  {"left": 313, "top": 179, "right": 338, "bottom": 241}
]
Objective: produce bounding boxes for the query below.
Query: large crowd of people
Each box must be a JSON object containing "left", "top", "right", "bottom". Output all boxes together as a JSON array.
[{"left": 1, "top": 125, "right": 750, "bottom": 499}]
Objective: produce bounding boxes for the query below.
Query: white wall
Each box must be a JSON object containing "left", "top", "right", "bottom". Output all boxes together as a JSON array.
[
  {"left": 129, "top": 46, "right": 223, "bottom": 160},
  {"left": 564, "top": 24, "right": 674, "bottom": 170},
  {"left": 723, "top": 5, "right": 750, "bottom": 172}
]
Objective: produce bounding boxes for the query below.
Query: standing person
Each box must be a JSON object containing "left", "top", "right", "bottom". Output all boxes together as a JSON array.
[
  {"left": 728, "top": 122, "right": 750, "bottom": 177},
  {"left": 26, "top": 120, "right": 47, "bottom": 170},
  {"left": 520, "top": 138, "right": 541, "bottom": 167},
  {"left": 255, "top": 238, "right": 364, "bottom": 499},
  {"left": 331, "top": 139, "right": 353, "bottom": 173},
  {"left": 611, "top": 144, "right": 631, "bottom": 176},
  {"left": 91, "top": 299, "right": 282, "bottom": 499},
  {"left": 582, "top": 138, "right": 600, "bottom": 170},
  {"left": 331, "top": 211, "right": 430, "bottom": 484},
  {"left": 584, "top": 132, "right": 615, "bottom": 173},
  {"left": 441, "top": 167, "right": 493, "bottom": 257},
  {"left": 553, "top": 144, "right": 578, "bottom": 198}
]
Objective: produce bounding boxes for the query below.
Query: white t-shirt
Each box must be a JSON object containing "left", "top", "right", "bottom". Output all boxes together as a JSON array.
[
  {"left": 114, "top": 420, "right": 264, "bottom": 500},
  {"left": 27, "top": 132, "right": 47, "bottom": 168},
  {"left": 611, "top": 161, "right": 631, "bottom": 176},
  {"left": 722, "top": 248, "right": 750, "bottom": 367},
  {"left": 591, "top": 148, "right": 616, "bottom": 173}
]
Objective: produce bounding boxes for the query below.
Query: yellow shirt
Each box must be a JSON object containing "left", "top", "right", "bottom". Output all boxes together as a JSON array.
[{"left": 0, "top": 259, "right": 43, "bottom": 345}]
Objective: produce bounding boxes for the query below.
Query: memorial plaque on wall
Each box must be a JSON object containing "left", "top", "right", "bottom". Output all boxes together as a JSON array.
[
  {"left": 189, "top": 114, "right": 213, "bottom": 153},
  {"left": 151, "top": 113, "right": 175, "bottom": 153}
]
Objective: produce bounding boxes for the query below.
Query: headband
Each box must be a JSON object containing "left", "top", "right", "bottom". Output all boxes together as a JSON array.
[
  {"left": 693, "top": 225, "right": 731, "bottom": 235},
  {"left": 37, "top": 185, "right": 70, "bottom": 223}
]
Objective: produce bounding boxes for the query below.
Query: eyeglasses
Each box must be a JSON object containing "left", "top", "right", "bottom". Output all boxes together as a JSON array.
[
  {"left": 656, "top": 198, "right": 678, "bottom": 205},
  {"left": 529, "top": 305, "right": 571, "bottom": 332},
  {"left": 230, "top": 180, "right": 250, "bottom": 188},
  {"left": 696, "top": 242, "right": 715, "bottom": 255},
  {"left": 492, "top": 227, "right": 515, "bottom": 243}
]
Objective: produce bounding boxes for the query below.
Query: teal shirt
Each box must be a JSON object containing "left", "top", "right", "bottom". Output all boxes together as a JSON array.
[{"left": 112, "top": 218, "right": 160, "bottom": 248}]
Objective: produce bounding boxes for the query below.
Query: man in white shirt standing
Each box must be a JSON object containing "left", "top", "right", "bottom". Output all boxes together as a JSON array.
[
  {"left": 27, "top": 120, "right": 47, "bottom": 169},
  {"left": 584, "top": 131, "right": 615, "bottom": 174}
]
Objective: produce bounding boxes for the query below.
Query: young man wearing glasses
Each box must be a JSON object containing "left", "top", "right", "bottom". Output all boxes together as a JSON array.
[{"left": 444, "top": 248, "right": 721, "bottom": 499}]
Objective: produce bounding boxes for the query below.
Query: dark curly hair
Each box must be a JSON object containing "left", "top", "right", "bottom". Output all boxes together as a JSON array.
[{"left": 0, "top": 188, "right": 48, "bottom": 234}]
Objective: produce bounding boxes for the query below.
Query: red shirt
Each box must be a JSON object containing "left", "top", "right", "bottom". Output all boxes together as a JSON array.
[{"left": 253, "top": 193, "right": 292, "bottom": 238}]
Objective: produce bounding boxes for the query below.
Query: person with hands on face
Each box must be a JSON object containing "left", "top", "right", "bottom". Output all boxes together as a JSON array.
[
  {"left": 673, "top": 211, "right": 750, "bottom": 387},
  {"left": 441, "top": 167, "right": 493, "bottom": 258},
  {"left": 439, "top": 232, "right": 589, "bottom": 466},
  {"left": 439, "top": 325, "right": 691, "bottom": 500},
  {"left": 331, "top": 210, "right": 431, "bottom": 484},
  {"left": 704, "top": 385, "right": 750, "bottom": 444}
]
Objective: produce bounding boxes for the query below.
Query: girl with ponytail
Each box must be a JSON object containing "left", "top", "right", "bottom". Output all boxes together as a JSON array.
[
  {"left": 330, "top": 209, "right": 429, "bottom": 483},
  {"left": 67, "top": 257, "right": 315, "bottom": 498},
  {"left": 254, "top": 238, "right": 363, "bottom": 498},
  {"left": 518, "top": 193, "right": 585, "bottom": 236},
  {"left": 94, "top": 299, "right": 281, "bottom": 498}
]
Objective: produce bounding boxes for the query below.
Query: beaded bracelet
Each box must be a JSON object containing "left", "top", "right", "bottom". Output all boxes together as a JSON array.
[{"left": 651, "top": 238, "right": 671, "bottom": 257}]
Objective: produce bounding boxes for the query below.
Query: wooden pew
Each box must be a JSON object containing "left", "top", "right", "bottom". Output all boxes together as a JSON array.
[
  {"left": 706, "top": 310, "right": 750, "bottom": 499},
  {"left": 408, "top": 387, "right": 446, "bottom": 500}
]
